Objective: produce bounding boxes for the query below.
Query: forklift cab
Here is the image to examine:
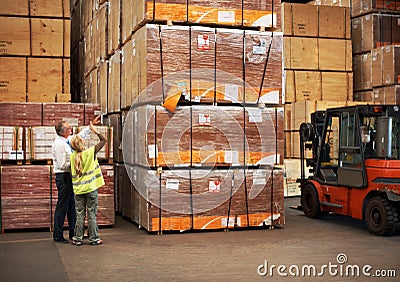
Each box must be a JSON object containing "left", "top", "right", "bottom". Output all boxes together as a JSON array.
[{"left": 311, "top": 105, "right": 400, "bottom": 188}]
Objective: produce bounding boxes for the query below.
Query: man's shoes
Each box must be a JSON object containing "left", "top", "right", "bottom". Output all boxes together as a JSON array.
[
  {"left": 54, "top": 238, "right": 69, "bottom": 244},
  {"left": 73, "top": 240, "right": 83, "bottom": 246},
  {"left": 69, "top": 232, "right": 74, "bottom": 240},
  {"left": 90, "top": 239, "right": 102, "bottom": 245}
]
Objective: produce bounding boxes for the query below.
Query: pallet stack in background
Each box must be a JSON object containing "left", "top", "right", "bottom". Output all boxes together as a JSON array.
[
  {"left": 71, "top": 0, "right": 286, "bottom": 232},
  {"left": 0, "top": 102, "right": 115, "bottom": 231},
  {"left": 282, "top": 0, "right": 400, "bottom": 196},
  {"left": 351, "top": 0, "right": 400, "bottom": 103},
  {"left": 0, "top": 0, "right": 71, "bottom": 103}
]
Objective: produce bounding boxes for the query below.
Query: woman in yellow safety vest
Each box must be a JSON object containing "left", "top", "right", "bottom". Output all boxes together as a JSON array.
[{"left": 70, "top": 116, "right": 107, "bottom": 246}]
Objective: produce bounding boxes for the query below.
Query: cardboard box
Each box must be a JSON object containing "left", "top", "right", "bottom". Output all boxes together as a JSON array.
[
  {"left": 354, "top": 90, "right": 374, "bottom": 102},
  {"left": 382, "top": 45, "right": 400, "bottom": 85},
  {"left": 318, "top": 38, "right": 346, "bottom": 71},
  {"left": 107, "top": 51, "right": 121, "bottom": 113},
  {"left": 107, "top": 0, "right": 120, "bottom": 56},
  {"left": 362, "top": 14, "right": 392, "bottom": 52},
  {"left": 371, "top": 47, "right": 383, "bottom": 87},
  {"left": 351, "top": 17, "right": 362, "bottom": 54},
  {"left": 392, "top": 15, "right": 400, "bottom": 45},
  {"left": 383, "top": 84, "right": 400, "bottom": 104},
  {"left": 31, "top": 18, "right": 64, "bottom": 56},
  {"left": 361, "top": 53, "right": 372, "bottom": 90},
  {"left": 0, "top": 17, "right": 30, "bottom": 55},
  {"left": 98, "top": 60, "right": 108, "bottom": 113},
  {"left": 0, "top": 57, "right": 26, "bottom": 100},
  {"left": 318, "top": 5, "right": 345, "bottom": 39},
  {"left": 94, "top": 3, "right": 108, "bottom": 65}
]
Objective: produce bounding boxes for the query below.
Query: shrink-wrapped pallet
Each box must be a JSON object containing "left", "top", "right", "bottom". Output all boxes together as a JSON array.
[
  {"left": 1, "top": 165, "right": 52, "bottom": 229},
  {"left": 136, "top": 0, "right": 280, "bottom": 28},
  {"left": 121, "top": 24, "right": 283, "bottom": 109},
  {"left": 128, "top": 105, "right": 283, "bottom": 167},
  {"left": 126, "top": 165, "right": 284, "bottom": 232},
  {"left": 0, "top": 126, "right": 24, "bottom": 160}
]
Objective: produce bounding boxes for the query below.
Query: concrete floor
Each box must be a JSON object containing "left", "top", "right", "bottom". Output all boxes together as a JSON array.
[{"left": 0, "top": 197, "right": 399, "bottom": 281}]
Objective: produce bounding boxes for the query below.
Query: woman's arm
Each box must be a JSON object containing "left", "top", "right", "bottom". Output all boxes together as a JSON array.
[{"left": 90, "top": 117, "right": 107, "bottom": 155}]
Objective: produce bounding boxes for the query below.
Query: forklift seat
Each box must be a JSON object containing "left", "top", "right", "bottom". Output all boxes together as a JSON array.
[{"left": 320, "top": 168, "right": 337, "bottom": 183}]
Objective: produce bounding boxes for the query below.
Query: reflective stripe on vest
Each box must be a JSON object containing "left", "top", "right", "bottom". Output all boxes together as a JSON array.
[{"left": 70, "top": 147, "right": 105, "bottom": 195}]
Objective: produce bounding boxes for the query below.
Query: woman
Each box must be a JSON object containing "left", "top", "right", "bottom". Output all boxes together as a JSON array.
[{"left": 70, "top": 117, "right": 107, "bottom": 246}]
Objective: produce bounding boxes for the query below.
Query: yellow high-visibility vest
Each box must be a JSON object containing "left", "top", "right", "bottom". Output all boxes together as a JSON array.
[{"left": 70, "top": 147, "right": 104, "bottom": 195}]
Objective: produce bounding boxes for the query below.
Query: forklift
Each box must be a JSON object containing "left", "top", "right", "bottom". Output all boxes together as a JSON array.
[{"left": 298, "top": 105, "right": 400, "bottom": 236}]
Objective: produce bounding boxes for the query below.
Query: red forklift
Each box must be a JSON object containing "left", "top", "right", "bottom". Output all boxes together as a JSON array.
[{"left": 299, "top": 104, "right": 400, "bottom": 236}]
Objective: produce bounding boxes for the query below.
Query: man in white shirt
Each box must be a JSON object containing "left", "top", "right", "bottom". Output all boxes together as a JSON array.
[{"left": 52, "top": 119, "right": 95, "bottom": 243}]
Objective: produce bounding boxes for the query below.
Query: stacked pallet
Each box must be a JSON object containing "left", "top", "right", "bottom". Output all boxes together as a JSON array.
[
  {"left": 282, "top": 2, "right": 354, "bottom": 196},
  {"left": 0, "top": 102, "right": 115, "bottom": 231},
  {"left": 0, "top": 0, "right": 71, "bottom": 103},
  {"left": 72, "top": 0, "right": 285, "bottom": 232},
  {"left": 351, "top": 0, "right": 400, "bottom": 103}
]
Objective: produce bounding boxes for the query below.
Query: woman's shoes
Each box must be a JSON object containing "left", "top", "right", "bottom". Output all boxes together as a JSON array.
[{"left": 90, "top": 239, "right": 103, "bottom": 245}]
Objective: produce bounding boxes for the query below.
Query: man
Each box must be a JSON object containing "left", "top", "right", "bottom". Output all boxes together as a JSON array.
[{"left": 52, "top": 117, "right": 101, "bottom": 243}]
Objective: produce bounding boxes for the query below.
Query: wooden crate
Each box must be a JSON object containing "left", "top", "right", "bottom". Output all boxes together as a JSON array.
[
  {"left": 107, "top": 0, "right": 120, "bottom": 56},
  {"left": 294, "top": 71, "right": 321, "bottom": 101},
  {"left": 291, "top": 3, "right": 318, "bottom": 37},
  {"left": 287, "top": 37, "right": 319, "bottom": 70},
  {"left": 0, "top": 0, "right": 29, "bottom": 16},
  {"left": 321, "top": 72, "right": 351, "bottom": 101},
  {"left": 382, "top": 45, "right": 400, "bottom": 85},
  {"left": 98, "top": 60, "right": 108, "bottom": 113},
  {"left": 0, "top": 57, "right": 26, "bottom": 102},
  {"left": 0, "top": 17, "right": 30, "bottom": 56},
  {"left": 318, "top": 5, "right": 346, "bottom": 39},
  {"left": 94, "top": 3, "right": 108, "bottom": 65},
  {"left": 31, "top": 18, "right": 64, "bottom": 57},
  {"left": 318, "top": 38, "right": 346, "bottom": 71},
  {"left": 64, "top": 20, "right": 70, "bottom": 57},
  {"left": 28, "top": 58, "right": 63, "bottom": 96},
  {"left": 30, "top": 0, "right": 63, "bottom": 17}
]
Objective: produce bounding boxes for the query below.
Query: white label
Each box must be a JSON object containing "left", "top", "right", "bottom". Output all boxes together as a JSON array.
[
  {"left": 225, "top": 84, "right": 238, "bottom": 101},
  {"left": 107, "top": 170, "right": 114, "bottom": 177},
  {"left": 198, "top": 35, "right": 210, "bottom": 50},
  {"left": 253, "top": 170, "right": 267, "bottom": 185},
  {"left": 148, "top": 144, "right": 158, "bottom": 159},
  {"left": 221, "top": 217, "right": 235, "bottom": 227},
  {"left": 252, "top": 38, "right": 267, "bottom": 55},
  {"left": 9, "top": 150, "right": 24, "bottom": 160},
  {"left": 166, "top": 179, "right": 179, "bottom": 190},
  {"left": 218, "top": 11, "right": 235, "bottom": 23},
  {"left": 199, "top": 114, "right": 211, "bottom": 126},
  {"left": 209, "top": 180, "right": 221, "bottom": 193},
  {"left": 248, "top": 108, "right": 263, "bottom": 123},
  {"left": 225, "top": 150, "right": 239, "bottom": 164},
  {"left": 194, "top": 96, "right": 201, "bottom": 102}
]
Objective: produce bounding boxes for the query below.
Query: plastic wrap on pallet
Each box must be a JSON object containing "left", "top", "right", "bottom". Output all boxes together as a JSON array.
[
  {"left": 130, "top": 25, "right": 283, "bottom": 106},
  {"left": 139, "top": 0, "right": 281, "bottom": 28},
  {"left": 128, "top": 105, "right": 283, "bottom": 167},
  {"left": 26, "top": 126, "right": 57, "bottom": 160},
  {"left": 126, "top": 165, "right": 284, "bottom": 232},
  {"left": 0, "top": 126, "right": 24, "bottom": 160},
  {"left": 1, "top": 165, "right": 52, "bottom": 229}
]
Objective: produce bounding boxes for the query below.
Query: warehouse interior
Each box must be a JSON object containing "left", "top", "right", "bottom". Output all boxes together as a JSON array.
[{"left": 0, "top": 0, "right": 400, "bottom": 280}]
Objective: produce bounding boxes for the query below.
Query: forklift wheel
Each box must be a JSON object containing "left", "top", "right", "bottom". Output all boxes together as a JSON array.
[
  {"left": 301, "top": 184, "right": 321, "bottom": 218},
  {"left": 365, "top": 197, "right": 399, "bottom": 236}
]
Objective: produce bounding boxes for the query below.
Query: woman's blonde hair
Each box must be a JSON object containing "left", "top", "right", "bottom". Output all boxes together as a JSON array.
[{"left": 70, "top": 135, "right": 85, "bottom": 177}]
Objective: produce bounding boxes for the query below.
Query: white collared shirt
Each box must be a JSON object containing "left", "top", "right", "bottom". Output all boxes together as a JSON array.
[{"left": 52, "top": 126, "right": 91, "bottom": 173}]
